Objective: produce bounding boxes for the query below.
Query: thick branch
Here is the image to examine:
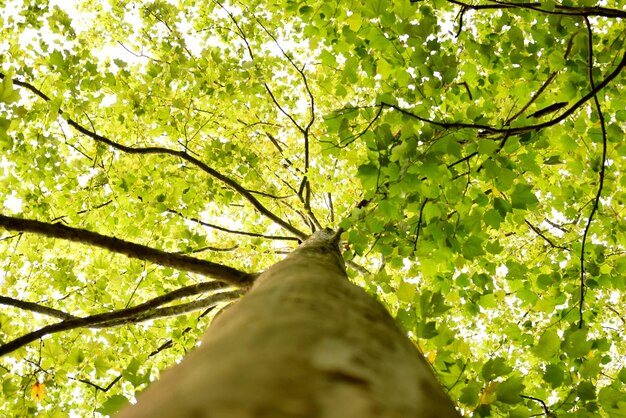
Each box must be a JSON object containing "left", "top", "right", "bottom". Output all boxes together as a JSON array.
[
  {"left": 381, "top": 48, "right": 626, "bottom": 136},
  {"left": 92, "top": 291, "right": 241, "bottom": 328},
  {"left": 0, "top": 72, "right": 307, "bottom": 240},
  {"left": 447, "top": 0, "right": 626, "bottom": 18},
  {"left": 0, "top": 284, "right": 240, "bottom": 357},
  {"left": 0, "top": 214, "right": 255, "bottom": 286},
  {"left": 0, "top": 296, "right": 76, "bottom": 320}
]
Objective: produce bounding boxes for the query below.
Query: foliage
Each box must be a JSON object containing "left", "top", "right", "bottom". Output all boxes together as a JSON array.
[{"left": 0, "top": 0, "right": 625, "bottom": 416}]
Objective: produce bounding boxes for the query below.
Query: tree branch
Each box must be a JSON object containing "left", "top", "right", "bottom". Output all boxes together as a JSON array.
[
  {"left": 167, "top": 209, "right": 300, "bottom": 241},
  {"left": 579, "top": 17, "right": 608, "bottom": 329},
  {"left": 0, "top": 214, "right": 255, "bottom": 286},
  {"left": 253, "top": 16, "right": 316, "bottom": 211},
  {"left": 0, "top": 283, "right": 240, "bottom": 357},
  {"left": 0, "top": 296, "right": 76, "bottom": 320},
  {"left": 381, "top": 48, "right": 626, "bottom": 137},
  {"left": 447, "top": 0, "right": 626, "bottom": 18},
  {"left": 70, "top": 375, "right": 123, "bottom": 393},
  {"left": 214, "top": 3, "right": 321, "bottom": 229},
  {"left": 520, "top": 394, "right": 552, "bottom": 416},
  {"left": 0, "top": 72, "right": 307, "bottom": 240},
  {"left": 524, "top": 219, "right": 569, "bottom": 251},
  {"left": 507, "top": 71, "right": 559, "bottom": 123},
  {"left": 413, "top": 199, "right": 428, "bottom": 250},
  {"left": 92, "top": 291, "right": 241, "bottom": 328}
]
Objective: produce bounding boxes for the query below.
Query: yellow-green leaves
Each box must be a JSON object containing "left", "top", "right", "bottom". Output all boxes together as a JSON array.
[{"left": 0, "top": 74, "right": 20, "bottom": 104}]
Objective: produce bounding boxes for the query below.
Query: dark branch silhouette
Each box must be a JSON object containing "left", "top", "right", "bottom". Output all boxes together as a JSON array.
[
  {"left": 167, "top": 209, "right": 300, "bottom": 241},
  {"left": 0, "top": 214, "right": 256, "bottom": 286},
  {"left": 381, "top": 48, "right": 626, "bottom": 137},
  {"left": 73, "top": 301, "right": 222, "bottom": 393},
  {"left": 214, "top": 2, "right": 322, "bottom": 231},
  {"left": 579, "top": 17, "right": 608, "bottom": 329},
  {"left": 520, "top": 394, "right": 553, "bottom": 416},
  {"left": 0, "top": 296, "right": 77, "bottom": 320},
  {"left": 447, "top": 0, "right": 626, "bottom": 18},
  {"left": 0, "top": 72, "right": 307, "bottom": 240},
  {"left": 0, "top": 283, "right": 240, "bottom": 357},
  {"left": 253, "top": 16, "right": 317, "bottom": 213},
  {"left": 524, "top": 220, "right": 569, "bottom": 251}
]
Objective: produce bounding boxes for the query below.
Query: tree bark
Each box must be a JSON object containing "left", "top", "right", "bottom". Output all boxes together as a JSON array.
[{"left": 117, "top": 229, "right": 461, "bottom": 418}]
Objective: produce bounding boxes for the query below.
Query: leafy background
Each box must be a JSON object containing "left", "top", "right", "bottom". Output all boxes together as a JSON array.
[{"left": 0, "top": 0, "right": 625, "bottom": 416}]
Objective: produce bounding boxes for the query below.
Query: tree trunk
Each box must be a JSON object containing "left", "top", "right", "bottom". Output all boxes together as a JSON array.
[{"left": 117, "top": 229, "right": 461, "bottom": 418}]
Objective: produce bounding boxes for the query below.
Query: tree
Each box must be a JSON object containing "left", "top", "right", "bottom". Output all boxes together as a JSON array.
[
  {"left": 0, "top": 0, "right": 624, "bottom": 416},
  {"left": 117, "top": 228, "right": 461, "bottom": 418}
]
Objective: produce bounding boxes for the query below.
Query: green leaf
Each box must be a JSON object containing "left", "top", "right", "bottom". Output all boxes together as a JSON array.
[
  {"left": 563, "top": 328, "right": 593, "bottom": 358},
  {"left": 363, "top": 0, "right": 387, "bottom": 17},
  {"left": 509, "top": 406, "right": 531, "bottom": 418},
  {"left": 377, "top": 58, "right": 394, "bottom": 79},
  {"left": 510, "top": 184, "right": 539, "bottom": 209},
  {"left": 543, "top": 363, "right": 564, "bottom": 388},
  {"left": 493, "top": 197, "right": 512, "bottom": 217},
  {"left": 417, "top": 321, "right": 438, "bottom": 339},
  {"left": 460, "top": 381, "right": 481, "bottom": 407},
  {"left": 96, "top": 395, "right": 129, "bottom": 415},
  {"left": 580, "top": 355, "right": 602, "bottom": 379},
  {"left": 67, "top": 348, "right": 85, "bottom": 366},
  {"left": 2, "top": 379, "right": 18, "bottom": 397},
  {"left": 477, "top": 139, "right": 499, "bottom": 155},
  {"left": 462, "top": 236, "right": 486, "bottom": 259},
  {"left": 0, "top": 74, "right": 20, "bottom": 103},
  {"left": 357, "top": 163, "right": 379, "bottom": 190},
  {"left": 394, "top": 0, "right": 415, "bottom": 20},
  {"left": 577, "top": 381, "right": 596, "bottom": 401},
  {"left": 534, "top": 329, "right": 561, "bottom": 360},
  {"left": 94, "top": 356, "right": 110, "bottom": 377},
  {"left": 482, "top": 357, "right": 512, "bottom": 381},
  {"left": 598, "top": 387, "right": 626, "bottom": 417},
  {"left": 396, "top": 281, "right": 416, "bottom": 302},
  {"left": 479, "top": 292, "right": 497, "bottom": 309},
  {"left": 496, "top": 376, "right": 524, "bottom": 404},
  {"left": 299, "top": 5, "right": 313, "bottom": 15},
  {"left": 483, "top": 209, "right": 503, "bottom": 229}
]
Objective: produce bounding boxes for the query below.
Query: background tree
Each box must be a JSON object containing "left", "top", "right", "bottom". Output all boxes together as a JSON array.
[{"left": 0, "top": 0, "right": 625, "bottom": 416}]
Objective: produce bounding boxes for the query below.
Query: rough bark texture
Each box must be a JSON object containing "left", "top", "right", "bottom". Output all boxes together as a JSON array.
[{"left": 118, "top": 229, "right": 461, "bottom": 418}]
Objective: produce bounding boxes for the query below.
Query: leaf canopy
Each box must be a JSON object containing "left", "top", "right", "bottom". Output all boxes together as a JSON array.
[{"left": 0, "top": 0, "right": 625, "bottom": 416}]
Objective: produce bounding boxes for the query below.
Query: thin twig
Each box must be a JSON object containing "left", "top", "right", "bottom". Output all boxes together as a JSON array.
[
  {"left": 413, "top": 199, "right": 429, "bottom": 250},
  {"left": 524, "top": 220, "right": 569, "bottom": 250},
  {"left": 167, "top": 209, "right": 300, "bottom": 241},
  {"left": 520, "top": 394, "right": 552, "bottom": 416}
]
